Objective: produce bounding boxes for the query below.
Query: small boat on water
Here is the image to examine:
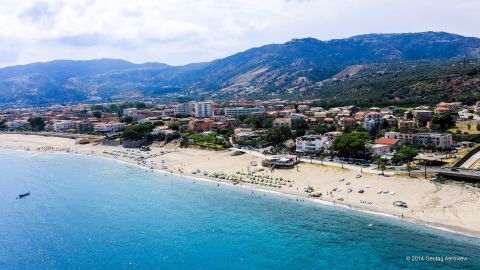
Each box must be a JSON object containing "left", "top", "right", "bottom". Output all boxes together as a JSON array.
[{"left": 17, "top": 192, "right": 30, "bottom": 199}]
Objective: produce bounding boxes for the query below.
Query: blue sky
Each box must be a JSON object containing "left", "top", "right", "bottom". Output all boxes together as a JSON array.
[{"left": 0, "top": 0, "right": 478, "bottom": 67}]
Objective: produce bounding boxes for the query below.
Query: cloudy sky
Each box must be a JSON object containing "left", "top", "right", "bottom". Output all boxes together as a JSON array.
[{"left": 0, "top": 0, "right": 478, "bottom": 67}]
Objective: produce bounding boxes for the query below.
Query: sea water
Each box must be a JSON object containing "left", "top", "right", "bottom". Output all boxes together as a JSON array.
[{"left": 0, "top": 150, "right": 479, "bottom": 270}]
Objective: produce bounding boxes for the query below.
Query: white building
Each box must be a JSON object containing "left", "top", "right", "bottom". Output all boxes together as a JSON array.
[
  {"left": 53, "top": 120, "right": 76, "bottom": 132},
  {"left": 295, "top": 135, "right": 331, "bottom": 152},
  {"left": 94, "top": 123, "right": 126, "bottom": 133},
  {"left": 173, "top": 103, "right": 192, "bottom": 116},
  {"left": 384, "top": 132, "right": 453, "bottom": 149},
  {"left": 287, "top": 113, "right": 306, "bottom": 121},
  {"left": 123, "top": 108, "right": 138, "bottom": 117},
  {"left": 151, "top": 126, "right": 175, "bottom": 136},
  {"left": 368, "top": 144, "right": 392, "bottom": 156},
  {"left": 224, "top": 107, "right": 266, "bottom": 117},
  {"left": 363, "top": 112, "right": 384, "bottom": 130},
  {"left": 6, "top": 120, "right": 28, "bottom": 129},
  {"left": 195, "top": 102, "right": 214, "bottom": 118}
]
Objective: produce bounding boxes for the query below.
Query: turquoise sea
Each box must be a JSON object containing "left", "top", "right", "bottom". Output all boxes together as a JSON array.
[{"left": 0, "top": 150, "right": 479, "bottom": 269}]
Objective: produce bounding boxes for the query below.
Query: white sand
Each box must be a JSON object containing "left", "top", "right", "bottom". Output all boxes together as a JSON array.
[{"left": 1, "top": 133, "right": 479, "bottom": 237}]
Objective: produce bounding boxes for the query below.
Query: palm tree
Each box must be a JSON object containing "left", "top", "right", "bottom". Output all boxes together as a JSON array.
[
  {"left": 406, "top": 163, "right": 412, "bottom": 177},
  {"left": 380, "top": 164, "right": 386, "bottom": 176}
]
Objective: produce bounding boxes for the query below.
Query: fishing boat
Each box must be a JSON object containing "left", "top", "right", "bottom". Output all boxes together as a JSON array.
[{"left": 17, "top": 192, "right": 30, "bottom": 199}]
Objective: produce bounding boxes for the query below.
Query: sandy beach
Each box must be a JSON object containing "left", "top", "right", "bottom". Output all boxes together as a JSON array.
[{"left": 1, "top": 133, "right": 479, "bottom": 237}]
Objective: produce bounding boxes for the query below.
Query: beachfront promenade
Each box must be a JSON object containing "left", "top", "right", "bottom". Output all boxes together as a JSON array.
[{"left": 231, "top": 147, "right": 396, "bottom": 176}]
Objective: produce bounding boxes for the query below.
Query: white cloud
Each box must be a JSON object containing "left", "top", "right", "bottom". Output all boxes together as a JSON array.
[{"left": 0, "top": 0, "right": 478, "bottom": 67}]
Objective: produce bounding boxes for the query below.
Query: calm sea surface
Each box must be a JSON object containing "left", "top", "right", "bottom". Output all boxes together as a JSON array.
[{"left": 0, "top": 150, "right": 479, "bottom": 270}]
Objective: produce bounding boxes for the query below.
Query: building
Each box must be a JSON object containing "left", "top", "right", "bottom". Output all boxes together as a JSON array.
[
  {"left": 161, "top": 109, "right": 175, "bottom": 117},
  {"left": 383, "top": 115, "right": 398, "bottom": 128},
  {"left": 287, "top": 113, "right": 306, "bottom": 121},
  {"left": 368, "top": 144, "right": 392, "bottom": 157},
  {"left": 436, "top": 102, "right": 463, "bottom": 114},
  {"left": 324, "top": 131, "right": 343, "bottom": 140},
  {"left": 413, "top": 110, "right": 434, "bottom": 127},
  {"left": 53, "top": 120, "right": 76, "bottom": 132},
  {"left": 194, "top": 102, "right": 214, "bottom": 118},
  {"left": 224, "top": 106, "right": 266, "bottom": 117},
  {"left": 363, "top": 112, "right": 384, "bottom": 130},
  {"left": 187, "top": 119, "right": 214, "bottom": 132},
  {"left": 233, "top": 128, "right": 264, "bottom": 142},
  {"left": 295, "top": 135, "right": 331, "bottom": 152},
  {"left": 76, "top": 120, "right": 94, "bottom": 133},
  {"left": 262, "top": 156, "right": 298, "bottom": 168},
  {"left": 339, "top": 117, "right": 356, "bottom": 131},
  {"left": 384, "top": 132, "right": 453, "bottom": 149},
  {"left": 123, "top": 108, "right": 138, "bottom": 117},
  {"left": 374, "top": 138, "right": 402, "bottom": 148},
  {"left": 6, "top": 120, "right": 28, "bottom": 129},
  {"left": 297, "top": 104, "right": 310, "bottom": 112},
  {"left": 272, "top": 118, "right": 292, "bottom": 128},
  {"left": 173, "top": 103, "right": 192, "bottom": 116},
  {"left": 397, "top": 119, "right": 416, "bottom": 131},
  {"left": 151, "top": 126, "right": 175, "bottom": 136},
  {"left": 93, "top": 123, "right": 126, "bottom": 133}
]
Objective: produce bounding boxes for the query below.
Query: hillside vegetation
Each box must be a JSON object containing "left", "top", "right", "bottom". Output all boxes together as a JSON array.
[{"left": 0, "top": 32, "right": 479, "bottom": 107}]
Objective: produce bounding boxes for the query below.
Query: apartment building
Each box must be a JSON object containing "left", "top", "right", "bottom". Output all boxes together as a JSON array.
[
  {"left": 93, "top": 122, "right": 126, "bottom": 133},
  {"left": 53, "top": 120, "right": 76, "bottom": 132},
  {"left": 194, "top": 102, "right": 214, "bottom": 118},
  {"left": 384, "top": 132, "right": 453, "bottom": 149},
  {"left": 295, "top": 135, "right": 331, "bottom": 152},
  {"left": 224, "top": 106, "right": 266, "bottom": 117},
  {"left": 363, "top": 112, "right": 384, "bottom": 130},
  {"left": 173, "top": 103, "right": 192, "bottom": 116}
]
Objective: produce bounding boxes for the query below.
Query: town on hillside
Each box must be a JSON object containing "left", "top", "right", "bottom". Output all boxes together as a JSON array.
[{"left": 1, "top": 99, "right": 480, "bottom": 181}]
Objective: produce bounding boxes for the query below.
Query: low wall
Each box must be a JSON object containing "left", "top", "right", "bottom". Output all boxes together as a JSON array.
[
  {"left": 122, "top": 139, "right": 147, "bottom": 148},
  {"left": 102, "top": 139, "right": 122, "bottom": 146}
]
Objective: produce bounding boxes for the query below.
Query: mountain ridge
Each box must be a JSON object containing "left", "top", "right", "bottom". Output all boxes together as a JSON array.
[{"left": 1, "top": 31, "right": 479, "bottom": 107}]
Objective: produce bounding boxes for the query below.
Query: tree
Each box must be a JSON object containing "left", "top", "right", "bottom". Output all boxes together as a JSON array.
[
  {"left": 392, "top": 145, "right": 419, "bottom": 163},
  {"left": 27, "top": 117, "right": 45, "bottom": 131},
  {"left": 406, "top": 163, "right": 412, "bottom": 177},
  {"left": 92, "top": 111, "right": 102, "bottom": 118},
  {"left": 431, "top": 113, "right": 454, "bottom": 131},
  {"left": 165, "top": 132, "right": 181, "bottom": 142},
  {"left": 121, "top": 116, "right": 134, "bottom": 124},
  {"left": 122, "top": 123, "right": 154, "bottom": 141},
  {"left": 168, "top": 123, "right": 180, "bottom": 131},
  {"left": 332, "top": 132, "right": 369, "bottom": 158},
  {"left": 406, "top": 111, "right": 414, "bottom": 120},
  {"left": 90, "top": 105, "right": 104, "bottom": 111},
  {"left": 381, "top": 119, "right": 390, "bottom": 129},
  {"left": 379, "top": 164, "right": 387, "bottom": 176},
  {"left": 476, "top": 122, "right": 480, "bottom": 131},
  {"left": 243, "top": 115, "right": 275, "bottom": 129},
  {"left": 0, "top": 120, "right": 6, "bottom": 129},
  {"left": 265, "top": 126, "right": 291, "bottom": 147},
  {"left": 312, "top": 124, "right": 336, "bottom": 134}
]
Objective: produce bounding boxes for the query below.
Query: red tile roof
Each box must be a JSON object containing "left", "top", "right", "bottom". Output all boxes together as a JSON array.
[{"left": 375, "top": 138, "right": 400, "bottom": 145}]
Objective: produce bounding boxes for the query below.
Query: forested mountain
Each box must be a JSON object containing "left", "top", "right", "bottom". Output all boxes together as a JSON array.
[{"left": 1, "top": 32, "right": 479, "bottom": 107}]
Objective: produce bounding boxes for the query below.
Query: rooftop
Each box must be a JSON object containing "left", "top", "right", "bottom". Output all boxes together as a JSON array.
[{"left": 375, "top": 138, "right": 400, "bottom": 145}]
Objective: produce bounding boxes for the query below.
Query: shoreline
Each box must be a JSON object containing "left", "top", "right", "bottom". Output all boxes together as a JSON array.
[{"left": 1, "top": 133, "right": 479, "bottom": 239}]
